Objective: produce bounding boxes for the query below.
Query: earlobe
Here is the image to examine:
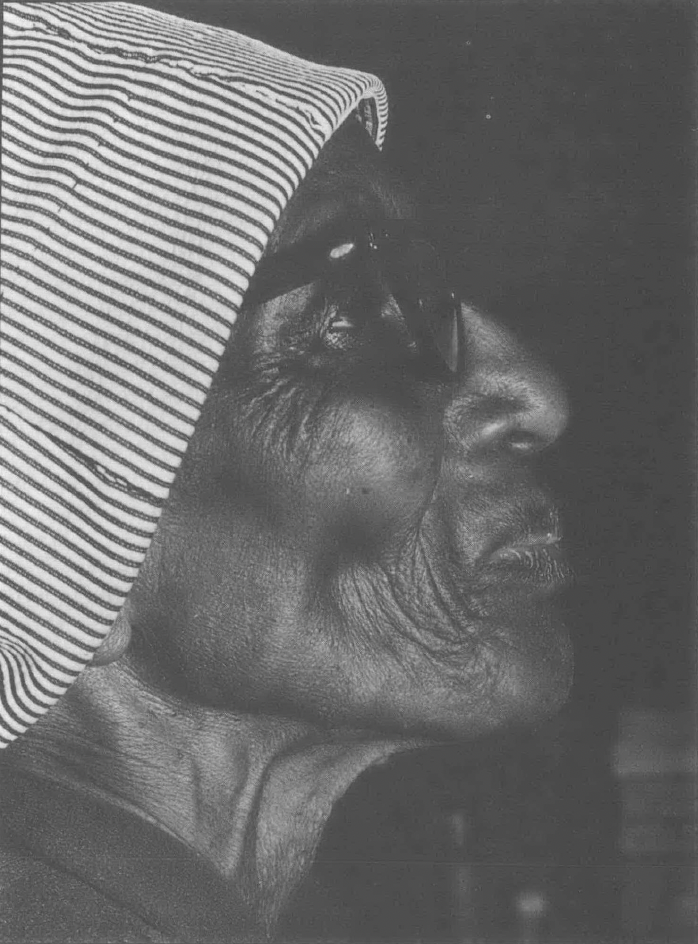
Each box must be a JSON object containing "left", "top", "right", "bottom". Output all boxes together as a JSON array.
[{"left": 89, "top": 603, "right": 133, "bottom": 667}]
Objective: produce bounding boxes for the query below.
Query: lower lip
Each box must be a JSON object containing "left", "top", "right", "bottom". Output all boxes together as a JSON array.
[{"left": 486, "top": 543, "right": 575, "bottom": 589}]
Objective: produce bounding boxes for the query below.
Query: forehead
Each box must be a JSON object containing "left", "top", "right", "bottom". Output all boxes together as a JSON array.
[{"left": 267, "top": 119, "right": 415, "bottom": 255}]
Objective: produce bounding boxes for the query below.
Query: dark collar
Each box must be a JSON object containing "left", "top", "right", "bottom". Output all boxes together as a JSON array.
[{"left": 0, "top": 765, "right": 255, "bottom": 942}]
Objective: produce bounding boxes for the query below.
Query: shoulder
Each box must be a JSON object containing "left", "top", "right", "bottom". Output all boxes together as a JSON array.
[
  {"left": 0, "top": 846, "right": 171, "bottom": 943},
  {"left": 0, "top": 764, "right": 253, "bottom": 943}
]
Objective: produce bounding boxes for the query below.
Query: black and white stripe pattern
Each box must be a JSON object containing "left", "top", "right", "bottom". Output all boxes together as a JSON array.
[{"left": 0, "top": 1, "right": 388, "bottom": 746}]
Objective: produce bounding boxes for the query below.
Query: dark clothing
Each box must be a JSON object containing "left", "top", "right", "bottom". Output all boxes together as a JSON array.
[{"left": 0, "top": 767, "right": 253, "bottom": 943}]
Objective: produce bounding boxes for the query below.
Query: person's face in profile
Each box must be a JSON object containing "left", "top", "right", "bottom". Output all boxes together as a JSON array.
[{"left": 128, "top": 119, "right": 573, "bottom": 740}]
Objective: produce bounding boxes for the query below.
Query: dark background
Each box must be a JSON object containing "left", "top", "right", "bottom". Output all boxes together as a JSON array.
[{"left": 141, "top": 2, "right": 695, "bottom": 939}]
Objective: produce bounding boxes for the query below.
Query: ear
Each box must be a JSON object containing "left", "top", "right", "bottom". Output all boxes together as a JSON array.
[{"left": 89, "top": 602, "right": 133, "bottom": 667}]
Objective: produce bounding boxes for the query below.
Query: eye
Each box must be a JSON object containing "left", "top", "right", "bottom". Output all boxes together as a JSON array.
[
  {"left": 324, "top": 279, "right": 385, "bottom": 341},
  {"left": 317, "top": 240, "right": 380, "bottom": 342},
  {"left": 316, "top": 238, "right": 410, "bottom": 354}
]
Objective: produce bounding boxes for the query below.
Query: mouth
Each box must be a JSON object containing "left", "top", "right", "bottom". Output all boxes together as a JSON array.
[{"left": 483, "top": 509, "right": 575, "bottom": 591}]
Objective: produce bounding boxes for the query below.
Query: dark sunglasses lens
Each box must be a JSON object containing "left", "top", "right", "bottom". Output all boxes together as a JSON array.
[{"left": 385, "top": 237, "right": 460, "bottom": 373}]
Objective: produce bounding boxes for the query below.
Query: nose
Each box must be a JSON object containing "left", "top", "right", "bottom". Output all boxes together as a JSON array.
[{"left": 444, "top": 304, "right": 569, "bottom": 456}]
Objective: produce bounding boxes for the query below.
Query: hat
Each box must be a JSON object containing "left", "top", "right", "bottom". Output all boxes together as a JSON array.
[{"left": 0, "top": 1, "right": 388, "bottom": 746}]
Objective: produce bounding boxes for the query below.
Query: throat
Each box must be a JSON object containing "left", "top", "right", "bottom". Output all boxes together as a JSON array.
[
  {"left": 3, "top": 662, "right": 411, "bottom": 936},
  {"left": 239, "top": 735, "right": 408, "bottom": 934}
]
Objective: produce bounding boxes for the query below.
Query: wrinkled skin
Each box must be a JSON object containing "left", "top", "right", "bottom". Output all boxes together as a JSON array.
[
  {"left": 0, "top": 120, "right": 572, "bottom": 941},
  {"left": 131, "top": 120, "right": 572, "bottom": 736}
]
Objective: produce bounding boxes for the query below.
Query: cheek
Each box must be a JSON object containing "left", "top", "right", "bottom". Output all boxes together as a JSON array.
[
  {"left": 307, "top": 394, "right": 443, "bottom": 536},
  {"left": 217, "top": 375, "right": 445, "bottom": 550},
  {"left": 130, "top": 508, "right": 295, "bottom": 706},
  {"left": 144, "top": 376, "right": 446, "bottom": 706}
]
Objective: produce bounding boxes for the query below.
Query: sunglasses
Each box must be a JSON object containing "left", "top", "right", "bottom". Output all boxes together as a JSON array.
[{"left": 246, "top": 221, "right": 463, "bottom": 375}]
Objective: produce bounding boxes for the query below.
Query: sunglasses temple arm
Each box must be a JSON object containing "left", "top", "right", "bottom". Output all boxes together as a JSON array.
[{"left": 431, "top": 294, "right": 462, "bottom": 374}]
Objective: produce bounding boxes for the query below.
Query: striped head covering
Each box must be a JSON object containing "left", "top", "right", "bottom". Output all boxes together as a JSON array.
[{"left": 0, "top": 1, "right": 388, "bottom": 746}]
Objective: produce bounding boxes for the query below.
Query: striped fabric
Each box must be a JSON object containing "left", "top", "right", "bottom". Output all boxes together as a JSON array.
[{"left": 0, "top": 1, "right": 388, "bottom": 746}]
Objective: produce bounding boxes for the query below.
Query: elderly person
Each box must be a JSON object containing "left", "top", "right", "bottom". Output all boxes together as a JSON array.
[{"left": 0, "top": 2, "right": 573, "bottom": 941}]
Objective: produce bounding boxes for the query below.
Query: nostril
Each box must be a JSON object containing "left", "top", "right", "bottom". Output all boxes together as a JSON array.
[
  {"left": 447, "top": 307, "right": 569, "bottom": 454},
  {"left": 463, "top": 394, "right": 567, "bottom": 454}
]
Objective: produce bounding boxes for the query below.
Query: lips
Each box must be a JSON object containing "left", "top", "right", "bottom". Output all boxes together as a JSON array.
[
  {"left": 484, "top": 507, "right": 575, "bottom": 589},
  {"left": 488, "top": 544, "right": 574, "bottom": 589},
  {"left": 489, "top": 529, "right": 561, "bottom": 561}
]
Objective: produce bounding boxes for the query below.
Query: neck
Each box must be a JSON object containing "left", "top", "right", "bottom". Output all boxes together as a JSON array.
[{"left": 3, "top": 661, "right": 412, "bottom": 936}]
